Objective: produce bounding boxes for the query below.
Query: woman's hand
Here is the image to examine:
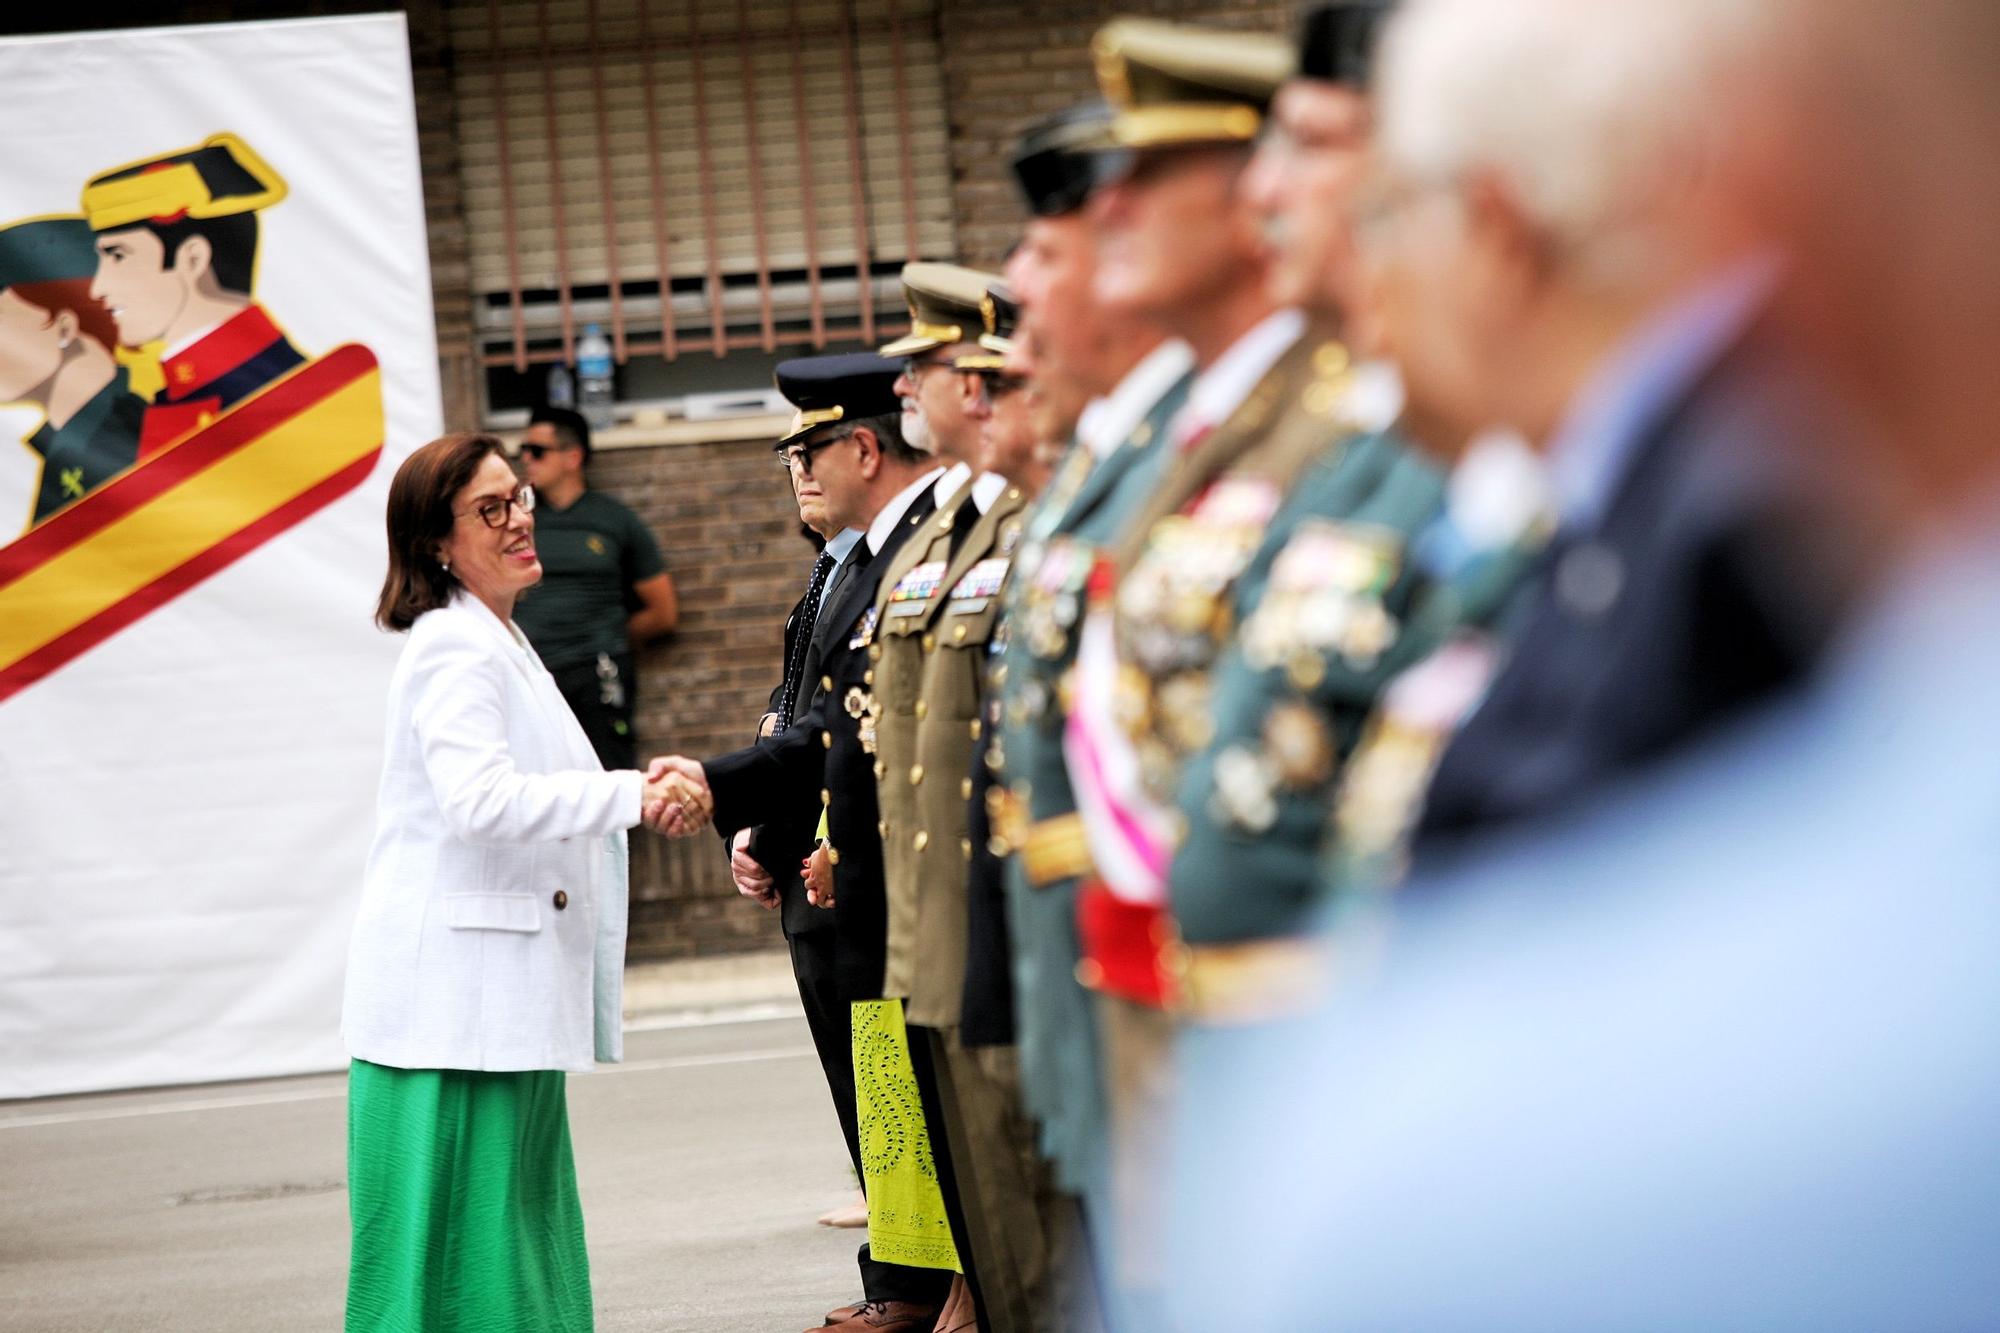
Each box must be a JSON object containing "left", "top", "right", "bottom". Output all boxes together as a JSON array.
[
  {"left": 802, "top": 841, "right": 835, "bottom": 909},
  {"left": 641, "top": 756, "right": 712, "bottom": 836}
]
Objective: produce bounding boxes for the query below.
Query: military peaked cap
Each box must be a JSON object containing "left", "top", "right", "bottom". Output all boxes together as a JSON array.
[
  {"left": 955, "top": 282, "right": 1020, "bottom": 370},
  {"left": 1297, "top": 1, "right": 1397, "bottom": 87},
  {"left": 879, "top": 261, "right": 1003, "bottom": 359},
  {"left": 1091, "top": 18, "right": 1294, "bottom": 150},
  {"left": 1010, "top": 101, "right": 1127, "bottom": 218},
  {"left": 773, "top": 352, "right": 904, "bottom": 449}
]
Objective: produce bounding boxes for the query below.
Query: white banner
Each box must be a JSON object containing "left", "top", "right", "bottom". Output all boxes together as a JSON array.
[{"left": 0, "top": 15, "right": 441, "bottom": 1098}]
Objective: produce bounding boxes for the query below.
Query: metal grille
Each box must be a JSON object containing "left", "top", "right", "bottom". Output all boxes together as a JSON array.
[{"left": 448, "top": 0, "right": 954, "bottom": 370}]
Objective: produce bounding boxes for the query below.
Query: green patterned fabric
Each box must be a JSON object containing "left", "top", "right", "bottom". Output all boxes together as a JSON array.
[
  {"left": 346, "top": 1060, "right": 594, "bottom": 1332},
  {"left": 852, "top": 1000, "right": 962, "bottom": 1272}
]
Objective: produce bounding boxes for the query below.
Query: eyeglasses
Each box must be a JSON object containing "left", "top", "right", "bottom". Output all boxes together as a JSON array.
[
  {"left": 902, "top": 354, "right": 966, "bottom": 382},
  {"left": 456, "top": 483, "right": 536, "bottom": 529},
  {"left": 977, "top": 371, "right": 1028, "bottom": 403},
  {"left": 775, "top": 434, "right": 846, "bottom": 476}
]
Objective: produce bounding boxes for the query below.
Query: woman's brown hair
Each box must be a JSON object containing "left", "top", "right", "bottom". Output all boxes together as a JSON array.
[{"left": 375, "top": 432, "right": 504, "bottom": 631}]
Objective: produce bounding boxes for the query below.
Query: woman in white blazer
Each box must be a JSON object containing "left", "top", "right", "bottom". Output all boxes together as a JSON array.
[{"left": 343, "top": 433, "right": 701, "bottom": 1333}]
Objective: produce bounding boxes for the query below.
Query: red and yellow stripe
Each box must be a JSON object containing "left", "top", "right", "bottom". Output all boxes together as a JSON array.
[{"left": 0, "top": 345, "right": 384, "bottom": 705}]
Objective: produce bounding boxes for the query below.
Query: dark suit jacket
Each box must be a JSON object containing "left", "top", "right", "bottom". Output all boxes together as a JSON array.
[
  {"left": 1414, "top": 326, "right": 1855, "bottom": 860},
  {"left": 745, "top": 574, "right": 835, "bottom": 937},
  {"left": 708, "top": 486, "right": 940, "bottom": 998}
]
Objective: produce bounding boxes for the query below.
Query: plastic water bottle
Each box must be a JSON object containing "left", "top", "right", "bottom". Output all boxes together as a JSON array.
[
  {"left": 545, "top": 361, "right": 575, "bottom": 410},
  {"left": 576, "top": 324, "right": 615, "bottom": 433}
]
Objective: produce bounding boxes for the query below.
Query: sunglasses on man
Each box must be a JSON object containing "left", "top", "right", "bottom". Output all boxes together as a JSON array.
[{"left": 518, "top": 442, "right": 579, "bottom": 460}]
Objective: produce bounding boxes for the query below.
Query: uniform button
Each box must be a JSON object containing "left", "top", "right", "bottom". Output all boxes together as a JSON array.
[
  {"left": 914, "top": 699, "right": 928, "bottom": 720},
  {"left": 874, "top": 760, "right": 887, "bottom": 780},
  {"left": 960, "top": 837, "right": 973, "bottom": 861},
  {"left": 552, "top": 890, "right": 569, "bottom": 911},
  {"left": 879, "top": 819, "right": 888, "bottom": 838},
  {"left": 913, "top": 830, "right": 929, "bottom": 852},
  {"left": 821, "top": 730, "right": 832, "bottom": 749},
  {"left": 864, "top": 669, "right": 875, "bottom": 686},
  {"left": 821, "top": 674, "right": 833, "bottom": 692},
  {"left": 969, "top": 719, "right": 982, "bottom": 740},
  {"left": 953, "top": 623, "right": 968, "bottom": 644},
  {"left": 828, "top": 845, "right": 841, "bottom": 865},
  {"left": 960, "top": 777, "right": 973, "bottom": 799},
  {"left": 909, "top": 764, "right": 924, "bottom": 786},
  {"left": 821, "top": 788, "right": 831, "bottom": 807},
  {"left": 922, "top": 633, "right": 937, "bottom": 653},
  {"left": 868, "top": 643, "right": 883, "bottom": 662}
]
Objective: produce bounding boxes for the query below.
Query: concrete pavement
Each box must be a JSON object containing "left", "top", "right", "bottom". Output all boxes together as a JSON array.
[{"left": 0, "top": 999, "right": 876, "bottom": 1333}]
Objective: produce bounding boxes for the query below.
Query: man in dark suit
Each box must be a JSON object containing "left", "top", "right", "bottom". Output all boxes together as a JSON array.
[
  {"left": 658, "top": 352, "right": 950, "bottom": 1333},
  {"left": 1330, "top": 0, "right": 1858, "bottom": 874},
  {"left": 726, "top": 440, "right": 864, "bottom": 1229}
]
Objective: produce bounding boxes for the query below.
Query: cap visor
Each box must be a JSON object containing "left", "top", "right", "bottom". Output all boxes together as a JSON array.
[{"left": 878, "top": 333, "right": 941, "bottom": 358}]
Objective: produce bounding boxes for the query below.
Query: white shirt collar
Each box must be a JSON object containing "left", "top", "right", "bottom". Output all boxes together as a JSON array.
[
  {"left": 1078, "top": 339, "right": 1196, "bottom": 458},
  {"left": 866, "top": 466, "right": 946, "bottom": 555},
  {"left": 162, "top": 317, "right": 228, "bottom": 362},
  {"left": 824, "top": 528, "right": 863, "bottom": 565},
  {"left": 971, "top": 471, "right": 1009, "bottom": 513},
  {"left": 933, "top": 461, "right": 972, "bottom": 508},
  {"left": 1182, "top": 307, "right": 1307, "bottom": 432}
]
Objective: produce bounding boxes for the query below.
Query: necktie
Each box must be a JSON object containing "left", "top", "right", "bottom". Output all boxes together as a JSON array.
[
  {"left": 797, "top": 542, "right": 874, "bottom": 721},
  {"left": 778, "top": 551, "right": 836, "bottom": 726}
]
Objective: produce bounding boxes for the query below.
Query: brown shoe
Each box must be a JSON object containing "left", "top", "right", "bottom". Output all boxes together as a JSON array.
[
  {"left": 814, "top": 1300, "right": 943, "bottom": 1331},
  {"left": 823, "top": 1303, "right": 865, "bottom": 1325}
]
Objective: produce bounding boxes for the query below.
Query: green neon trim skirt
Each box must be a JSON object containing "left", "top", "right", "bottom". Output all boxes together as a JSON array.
[{"left": 346, "top": 1060, "right": 594, "bottom": 1332}]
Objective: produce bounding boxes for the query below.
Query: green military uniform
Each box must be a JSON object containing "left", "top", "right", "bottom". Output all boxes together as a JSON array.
[
  {"left": 0, "top": 217, "right": 146, "bottom": 527},
  {"left": 1325, "top": 508, "right": 1553, "bottom": 901},
  {"left": 1164, "top": 413, "right": 1443, "bottom": 1016},
  {"left": 989, "top": 362, "right": 1192, "bottom": 1200}
]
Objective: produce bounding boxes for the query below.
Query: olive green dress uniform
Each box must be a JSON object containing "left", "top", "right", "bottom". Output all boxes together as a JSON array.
[
  {"left": 874, "top": 482, "right": 1044, "bottom": 1333},
  {"left": 989, "top": 367, "right": 1193, "bottom": 1204}
]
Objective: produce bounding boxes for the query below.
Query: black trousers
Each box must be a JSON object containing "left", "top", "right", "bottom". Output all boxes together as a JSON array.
[
  {"left": 549, "top": 651, "right": 637, "bottom": 771},
  {"left": 789, "top": 927, "right": 953, "bottom": 1308}
]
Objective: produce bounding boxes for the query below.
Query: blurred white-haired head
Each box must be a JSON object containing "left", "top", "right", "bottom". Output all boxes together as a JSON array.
[{"left": 1375, "top": 0, "right": 1778, "bottom": 280}]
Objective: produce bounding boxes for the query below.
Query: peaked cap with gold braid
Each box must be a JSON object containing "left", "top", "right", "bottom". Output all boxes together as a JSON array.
[
  {"left": 878, "top": 261, "right": 1003, "bottom": 359},
  {"left": 1090, "top": 18, "right": 1294, "bottom": 150}
]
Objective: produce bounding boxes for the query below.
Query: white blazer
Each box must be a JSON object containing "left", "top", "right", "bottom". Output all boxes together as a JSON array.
[{"left": 342, "top": 592, "right": 641, "bottom": 1072}]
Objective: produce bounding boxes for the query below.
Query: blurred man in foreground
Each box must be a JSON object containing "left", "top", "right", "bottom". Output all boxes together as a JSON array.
[{"left": 1166, "top": 0, "right": 2000, "bottom": 1325}]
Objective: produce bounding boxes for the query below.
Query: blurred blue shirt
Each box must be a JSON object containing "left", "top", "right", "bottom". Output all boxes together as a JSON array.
[{"left": 1168, "top": 533, "right": 2000, "bottom": 1331}]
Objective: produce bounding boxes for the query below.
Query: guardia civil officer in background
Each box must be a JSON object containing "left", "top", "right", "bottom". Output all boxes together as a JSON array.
[{"left": 515, "top": 405, "right": 681, "bottom": 771}]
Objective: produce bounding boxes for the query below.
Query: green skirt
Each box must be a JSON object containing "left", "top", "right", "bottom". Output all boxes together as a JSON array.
[{"left": 346, "top": 1060, "right": 593, "bottom": 1333}]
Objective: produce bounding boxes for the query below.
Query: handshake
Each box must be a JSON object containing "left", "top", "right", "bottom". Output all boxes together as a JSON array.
[{"left": 640, "top": 756, "right": 714, "bottom": 838}]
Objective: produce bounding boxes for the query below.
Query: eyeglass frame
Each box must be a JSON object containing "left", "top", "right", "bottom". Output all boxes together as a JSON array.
[
  {"left": 455, "top": 482, "right": 537, "bottom": 529},
  {"left": 775, "top": 431, "right": 849, "bottom": 477}
]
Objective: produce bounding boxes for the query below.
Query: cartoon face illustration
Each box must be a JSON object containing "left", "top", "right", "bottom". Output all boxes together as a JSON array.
[
  {"left": 0, "top": 286, "right": 71, "bottom": 401},
  {"left": 90, "top": 226, "right": 189, "bottom": 349}
]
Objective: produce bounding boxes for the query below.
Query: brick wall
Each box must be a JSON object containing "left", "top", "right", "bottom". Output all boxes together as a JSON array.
[
  {"left": 584, "top": 437, "right": 816, "bottom": 960},
  {"left": 938, "top": 0, "right": 1298, "bottom": 269}
]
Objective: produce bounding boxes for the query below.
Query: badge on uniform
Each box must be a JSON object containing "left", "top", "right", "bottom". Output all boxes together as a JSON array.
[
  {"left": 1242, "top": 520, "right": 1405, "bottom": 679},
  {"left": 886, "top": 560, "right": 947, "bottom": 618},
  {"left": 945, "top": 556, "right": 1010, "bottom": 615},
  {"left": 849, "top": 605, "right": 879, "bottom": 650},
  {"left": 845, "top": 685, "right": 883, "bottom": 754}
]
